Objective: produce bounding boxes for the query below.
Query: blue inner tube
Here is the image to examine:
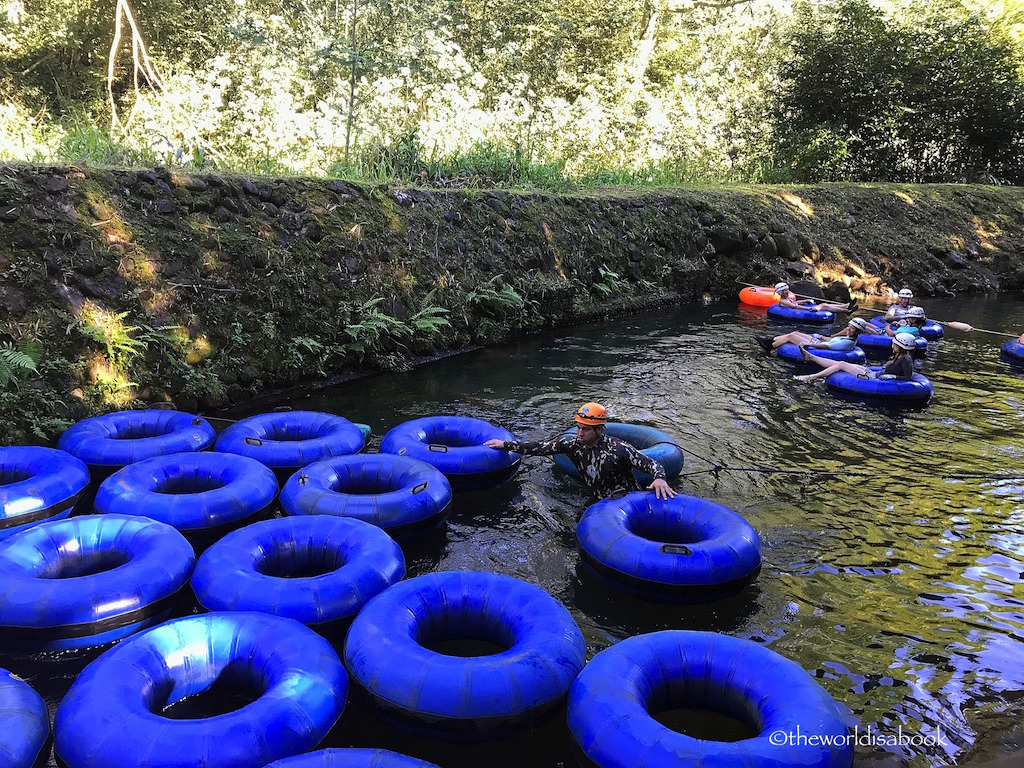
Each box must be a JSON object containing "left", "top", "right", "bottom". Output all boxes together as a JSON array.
[
  {"left": 266, "top": 748, "right": 440, "bottom": 768},
  {"left": 766, "top": 304, "right": 835, "bottom": 325},
  {"left": 1001, "top": 339, "right": 1024, "bottom": 367},
  {"left": 568, "top": 630, "right": 852, "bottom": 768},
  {"left": 279, "top": 454, "right": 453, "bottom": 540},
  {"left": 57, "top": 410, "right": 216, "bottom": 474},
  {"left": 344, "top": 570, "right": 586, "bottom": 740},
  {"left": 192, "top": 516, "right": 405, "bottom": 626},
  {"left": 552, "top": 423, "right": 683, "bottom": 484},
  {"left": 0, "top": 514, "right": 195, "bottom": 651},
  {"left": 825, "top": 368, "right": 933, "bottom": 407},
  {"left": 379, "top": 417, "right": 521, "bottom": 492},
  {"left": 855, "top": 332, "right": 928, "bottom": 359},
  {"left": 215, "top": 411, "right": 365, "bottom": 474},
  {"left": 776, "top": 342, "right": 866, "bottom": 368},
  {"left": 94, "top": 452, "right": 278, "bottom": 536},
  {"left": 55, "top": 612, "right": 348, "bottom": 768},
  {"left": 576, "top": 492, "right": 761, "bottom": 602},
  {"left": 0, "top": 447, "right": 90, "bottom": 540},
  {"left": 868, "top": 314, "right": 943, "bottom": 340},
  {"left": 0, "top": 668, "right": 49, "bottom": 768}
]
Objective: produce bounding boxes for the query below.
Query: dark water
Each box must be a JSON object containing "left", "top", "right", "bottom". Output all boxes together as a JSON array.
[{"left": 8, "top": 292, "right": 1024, "bottom": 768}]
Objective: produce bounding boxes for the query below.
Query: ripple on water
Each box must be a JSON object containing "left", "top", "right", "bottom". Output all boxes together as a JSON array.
[{"left": 135, "top": 294, "right": 1024, "bottom": 768}]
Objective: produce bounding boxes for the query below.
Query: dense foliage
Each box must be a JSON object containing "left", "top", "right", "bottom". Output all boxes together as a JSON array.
[
  {"left": 0, "top": 0, "right": 1022, "bottom": 184},
  {"left": 775, "top": 0, "right": 1024, "bottom": 183}
]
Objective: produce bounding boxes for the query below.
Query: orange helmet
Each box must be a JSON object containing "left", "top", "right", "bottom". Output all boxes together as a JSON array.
[{"left": 575, "top": 402, "right": 607, "bottom": 426}]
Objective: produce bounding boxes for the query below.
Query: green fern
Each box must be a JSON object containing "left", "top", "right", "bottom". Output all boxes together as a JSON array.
[
  {"left": 284, "top": 336, "right": 328, "bottom": 376},
  {"left": 409, "top": 305, "right": 451, "bottom": 338},
  {"left": 0, "top": 342, "right": 38, "bottom": 388},
  {"left": 346, "top": 312, "right": 411, "bottom": 343},
  {"left": 291, "top": 336, "right": 325, "bottom": 354},
  {"left": 466, "top": 275, "right": 525, "bottom": 315},
  {"left": 77, "top": 311, "right": 147, "bottom": 366},
  {"left": 136, "top": 324, "right": 183, "bottom": 351},
  {"left": 342, "top": 298, "right": 413, "bottom": 359},
  {"left": 30, "top": 415, "right": 72, "bottom": 441}
]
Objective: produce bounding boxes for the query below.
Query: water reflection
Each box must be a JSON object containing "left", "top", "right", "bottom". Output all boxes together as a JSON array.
[{"left": 253, "top": 293, "right": 1024, "bottom": 767}]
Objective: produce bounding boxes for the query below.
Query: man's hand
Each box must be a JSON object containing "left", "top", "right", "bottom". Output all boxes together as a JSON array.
[
  {"left": 647, "top": 478, "right": 676, "bottom": 500},
  {"left": 484, "top": 438, "right": 506, "bottom": 449}
]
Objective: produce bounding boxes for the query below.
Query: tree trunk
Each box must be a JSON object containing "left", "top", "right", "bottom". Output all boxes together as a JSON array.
[
  {"left": 630, "top": 9, "right": 660, "bottom": 91},
  {"left": 344, "top": 0, "right": 359, "bottom": 163}
]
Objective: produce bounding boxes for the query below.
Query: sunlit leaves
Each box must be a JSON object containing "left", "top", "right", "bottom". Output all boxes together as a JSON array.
[{"left": 1, "top": 0, "right": 1021, "bottom": 184}]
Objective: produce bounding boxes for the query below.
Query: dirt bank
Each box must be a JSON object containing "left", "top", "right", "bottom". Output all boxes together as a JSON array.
[{"left": 1, "top": 163, "right": 1022, "bottom": 443}]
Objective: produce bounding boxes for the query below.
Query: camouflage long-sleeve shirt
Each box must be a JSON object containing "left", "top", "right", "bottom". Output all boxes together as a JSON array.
[{"left": 502, "top": 434, "right": 666, "bottom": 499}]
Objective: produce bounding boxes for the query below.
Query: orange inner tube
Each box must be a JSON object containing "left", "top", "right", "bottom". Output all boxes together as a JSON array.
[{"left": 738, "top": 286, "right": 780, "bottom": 307}]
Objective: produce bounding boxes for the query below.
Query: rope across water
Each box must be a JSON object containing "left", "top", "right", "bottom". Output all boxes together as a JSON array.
[{"left": 669, "top": 441, "right": 1024, "bottom": 484}]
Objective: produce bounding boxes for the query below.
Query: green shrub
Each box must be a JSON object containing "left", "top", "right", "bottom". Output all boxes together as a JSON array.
[{"left": 773, "top": 0, "right": 1024, "bottom": 183}]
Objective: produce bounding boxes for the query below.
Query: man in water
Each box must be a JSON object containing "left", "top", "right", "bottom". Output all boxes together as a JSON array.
[
  {"left": 484, "top": 402, "right": 677, "bottom": 500},
  {"left": 885, "top": 288, "right": 915, "bottom": 322}
]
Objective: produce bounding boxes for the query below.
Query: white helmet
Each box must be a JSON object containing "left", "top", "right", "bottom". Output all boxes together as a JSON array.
[
  {"left": 905, "top": 306, "right": 926, "bottom": 319},
  {"left": 774, "top": 282, "right": 789, "bottom": 294},
  {"left": 893, "top": 332, "right": 917, "bottom": 350},
  {"left": 849, "top": 317, "right": 872, "bottom": 333},
  {"left": 897, "top": 288, "right": 914, "bottom": 299}
]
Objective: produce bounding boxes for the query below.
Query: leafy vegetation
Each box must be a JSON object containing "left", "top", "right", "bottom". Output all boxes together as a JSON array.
[
  {"left": 0, "top": 342, "right": 37, "bottom": 388},
  {"left": 594, "top": 266, "right": 625, "bottom": 296},
  {"left": 341, "top": 298, "right": 414, "bottom": 359},
  {"left": 1, "top": 0, "right": 1021, "bottom": 184},
  {"left": 75, "top": 306, "right": 146, "bottom": 368},
  {"left": 408, "top": 305, "right": 452, "bottom": 341},
  {"left": 775, "top": 0, "right": 1024, "bottom": 183},
  {"left": 465, "top": 275, "right": 526, "bottom": 317}
]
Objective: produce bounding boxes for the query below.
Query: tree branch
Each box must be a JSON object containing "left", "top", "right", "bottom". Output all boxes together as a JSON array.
[
  {"left": 630, "top": 10, "right": 660, "bottom": 91},
  {"left": 106, "top": 0, "right": 220, "bottom": 160},
  {"left": 20, "top": 56, "right": 52, "bottom": 77},
  {"left": 667, "top": 0, "right": 755, "bottom": 11}
]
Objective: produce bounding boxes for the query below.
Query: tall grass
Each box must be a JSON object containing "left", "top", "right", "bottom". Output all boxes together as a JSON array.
[
  {"left": 6, "top": 110, "right": 756, "bottom": 189},
  {"left": 56, "top": 106, "right": 163, "bottom": 167}
]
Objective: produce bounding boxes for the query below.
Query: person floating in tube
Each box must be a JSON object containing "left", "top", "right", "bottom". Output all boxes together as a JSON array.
[
  {"left": 883, "top": 305, "right": 927, "bottom": 337},
  {"left": 793, "top": 332, "right": 918, "bottom": 383},
  {"left": 885, "top": 288, "right": 916, "bottom": 322},
  {"left": 774, "top": 282, "right": 857, "bottom": 314},
  {"left": 755, "top": 317, "right": 873, "bottom": 353},
  {"left": 484, "top": 402, "right": 676, "bottom": 501}
]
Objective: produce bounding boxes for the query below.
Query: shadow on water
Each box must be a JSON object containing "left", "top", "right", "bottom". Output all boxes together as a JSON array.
[
  {"left": 18, "top": 292, "right": 1024, "bottom": 768},
  {"left": 569, "top": 567, "right": 764, "bottom": 642},
  {"left": 325, "top": 684, "right": 578, "bottom": 768}
]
